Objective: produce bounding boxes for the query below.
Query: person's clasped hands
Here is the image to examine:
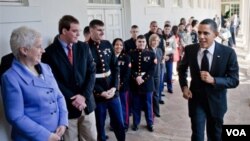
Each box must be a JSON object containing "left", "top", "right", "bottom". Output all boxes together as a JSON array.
[
  {"left": 100, "top": 87, "right": 116, "bottom": 99},
  {"left": 71, "top": 94, "right": 87, "bottom": 111},
  {"left": 48, "top": 125, "right": 66, "bottom": 141}
]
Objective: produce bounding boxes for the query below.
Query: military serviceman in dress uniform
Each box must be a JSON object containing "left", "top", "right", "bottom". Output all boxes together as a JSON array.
[
  {"left": 130, "top": 35, "right": 156, "bottom": 132},
  {"left": 124, "top": 25, "right": 140, "bottom": 54},
  {"left": 112, "top": 38, "right": 131, "bottom": 132},
  {"left": 87, "top": 19, "right": 125, "bottom": 141},
  {"left": 124, "top": 25, "right": 139, "bottom": 116}
]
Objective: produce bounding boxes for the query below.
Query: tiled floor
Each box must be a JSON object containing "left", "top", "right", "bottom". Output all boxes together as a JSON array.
[{"left": 106, "top": 72, "right": 250, "bottom": 141}]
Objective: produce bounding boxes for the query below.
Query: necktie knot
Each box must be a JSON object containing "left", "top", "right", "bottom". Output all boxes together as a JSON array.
[
  {"left": 67, "top": 44, "right": 72, "bottom": 49},
  {"left": 203, "top": 49, "right": 208, "bottom": 55}
]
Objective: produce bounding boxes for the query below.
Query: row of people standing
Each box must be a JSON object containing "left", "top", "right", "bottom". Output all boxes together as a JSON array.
[
  {"left": 0, "top": 15, "right": 126, "bottom": 141},
  {"left": 1, "top": 15, "right": 238, "bottom": 141},
  {"left": 112, "top": 19, "right": 197, "bottom": 133},
  {"left": 0, "top": 16, "right": 166, "bottom": 141},
  {"left": 117, "top": 20, "right": 198, "bottom": 133}
]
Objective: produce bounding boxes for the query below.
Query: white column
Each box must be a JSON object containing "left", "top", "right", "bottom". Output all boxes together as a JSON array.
[
  {"left": 238, "top": 0, "right": 249, "bottom": 52},
  {"left": 246, "top": 0, "right": 250, "bottom": 56}
]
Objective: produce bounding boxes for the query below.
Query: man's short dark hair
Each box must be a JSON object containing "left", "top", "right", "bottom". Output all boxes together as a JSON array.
[
  {"left": 191, "top": 19, "right": 199, "bottom": 28},
  {"left": 58, "top": 15, "right": 79, "bottom": 34},
  {"left": 164, "top": 24, "right": 171, "bottom": 28},
  {"left": 137, "top": 34, "right": 146, "bottom": 40},
  {"left": 83, "top": 26, "right": 90, "bottom": 35},
  {"left": 89, "top": 19, "right": 104, "bottom": 28},
  {"left": 131, "top": 25, "right": 138, "bottom": 29},
  {"left": 150, "top": 21, "right": 157, "bottom": 26},
  {"left": 199, "top": 18, "right": 218, "bottom": 32}
]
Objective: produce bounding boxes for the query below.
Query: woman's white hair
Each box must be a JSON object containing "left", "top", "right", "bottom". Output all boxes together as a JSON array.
[{"left": 10, "top": 26, "right": 41, "bottom": 58}]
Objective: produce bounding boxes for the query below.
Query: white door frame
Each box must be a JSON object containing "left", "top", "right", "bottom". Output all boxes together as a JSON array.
[{"left": 87, "top": 4, "right": 125, "bottom": 42}]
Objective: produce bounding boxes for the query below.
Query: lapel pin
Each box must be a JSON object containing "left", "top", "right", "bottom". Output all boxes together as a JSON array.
[{"left": 217, "top": 56, "right": 220, "bottom": 58}]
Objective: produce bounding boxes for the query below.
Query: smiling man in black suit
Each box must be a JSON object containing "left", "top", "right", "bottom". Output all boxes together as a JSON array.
[{"left": 178, "top": 19, "right": 239, "bottom": 141}]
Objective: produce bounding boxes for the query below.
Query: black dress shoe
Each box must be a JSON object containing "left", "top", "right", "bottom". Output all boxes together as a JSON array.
[
  {"left": 159, "top": 100, "right": 165, "bottom": 104},
  {"left": 132, "top": 125, "right": 138, "bottom": 131},
  {"left": 147, "top": 125, "right": 154, "bottom": 132},
  {"left": 109, "top": 126, "right": 114, "bottom": 131},
  {"left": 155, "top": 114, "right": 161, "bottom": 117},
  {"left": 168, "top": 90, "right": 173, "bottom": 94},
  {"left": 161, "top": 94, "right": 165, "bottom": 96}
]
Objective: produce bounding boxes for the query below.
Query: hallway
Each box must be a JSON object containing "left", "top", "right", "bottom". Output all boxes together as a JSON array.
[{"left": 106, "top": 54, "right": 250, "bottom": 141}]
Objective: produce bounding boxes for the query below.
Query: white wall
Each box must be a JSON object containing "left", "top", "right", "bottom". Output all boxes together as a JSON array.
[
  {"left": 0, "top": 0, "right": 88, "bottom": 58},
  {"left": 127, "top": 0, "right": 221, "bottom": 36},
  {"left": 0, "top": 0, "right": 88, "bottom": 140},
  {"left": 0, "top": 0, "right": 222, "bottom": 140}
]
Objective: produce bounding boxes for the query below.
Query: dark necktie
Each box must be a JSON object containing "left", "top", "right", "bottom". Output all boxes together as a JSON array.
[
  {"left": 201, "top": 50, "right": 209, "bottom": 71},
  {"left": 67, "top": 45, "right": 73, "bottom": 65}
]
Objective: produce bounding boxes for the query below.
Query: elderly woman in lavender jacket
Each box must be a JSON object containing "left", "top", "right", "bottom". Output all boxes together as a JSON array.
[{"left": 1, "top": 26, "right": 68, "bottom": 141}]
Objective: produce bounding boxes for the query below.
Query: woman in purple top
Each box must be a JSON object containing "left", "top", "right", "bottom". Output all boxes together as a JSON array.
[{"left": 1, "top": 26, "right": 68, "bottom": 141}]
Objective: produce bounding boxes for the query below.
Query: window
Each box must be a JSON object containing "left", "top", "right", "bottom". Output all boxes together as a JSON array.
[
  {"left": 148, "top": 0, "right": 162, "bottom": 6},
  {"left": 88, "top": 0, "right": 121, "bottom": 4},
  {"left": 222, "top": 0, "right": 239, "bottom": 1},
  {"left": 231, "top": 4, "right": 239, "bottom": 16},
  {"left": 0, "top": 0, "right": 23, "bottom": 5},
  {"left": 0, "top": 0, "right": 20, "bottom": 2}
]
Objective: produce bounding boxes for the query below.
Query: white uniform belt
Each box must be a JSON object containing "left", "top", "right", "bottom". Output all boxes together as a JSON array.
[
  {"left": 136, "top": 72, "right": 145, "bottom": 76},
  {"left": 96, "top": 70, "right": 111, "bottom": 78}
]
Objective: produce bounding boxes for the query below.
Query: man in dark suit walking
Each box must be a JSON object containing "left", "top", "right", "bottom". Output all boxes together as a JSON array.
[
  {"left": 178, "top": 19, "right": 239, "bottom": 141},
  {"left": 42, "top": 15, "right": 97, "bottom": 141}
]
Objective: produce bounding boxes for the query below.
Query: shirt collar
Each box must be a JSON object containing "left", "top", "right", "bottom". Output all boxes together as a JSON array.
[
  {"left": 58, "top": 37, "right": 73, "bottom": 49},
  {"left": 199, "top": 41, "right": 215, "bottom": 55}
]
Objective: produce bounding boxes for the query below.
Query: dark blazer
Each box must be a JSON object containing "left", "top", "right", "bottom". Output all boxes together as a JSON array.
[
  {"left": 150, "top": 47, "right": 163, "bottom": 93},
  {"left": 178, "top": 42, "right": 239, "bottom": 118},
  {"left": 42, "top": 36, "right": 96, "bottom": 119},
  {"left": 124, "top": 38, "right": 136, "bottom": 54},
  {"left": 0, "top": 53, "right": 14, "bottom": 83}
]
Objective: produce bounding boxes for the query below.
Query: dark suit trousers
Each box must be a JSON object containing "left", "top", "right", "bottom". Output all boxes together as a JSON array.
[
  {"left": 165, "top": 60, "right": 173, "bottom": 91},
  {"left": 190, "top": 99, "right": 224, "bottom": 141},
  {"left": 153, "top": 77, "right": 160, "bottom": 116}
]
